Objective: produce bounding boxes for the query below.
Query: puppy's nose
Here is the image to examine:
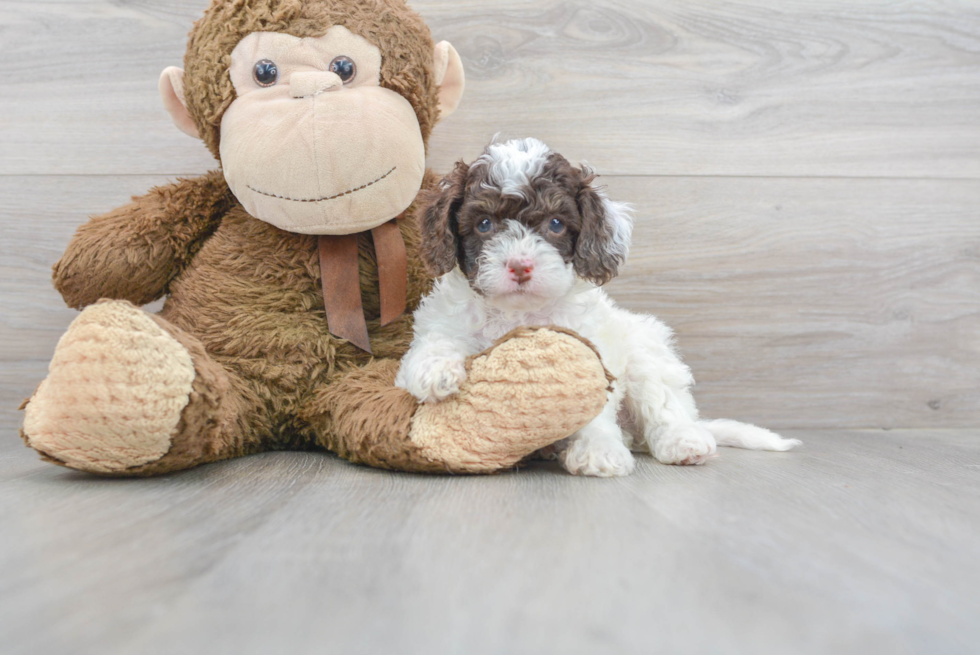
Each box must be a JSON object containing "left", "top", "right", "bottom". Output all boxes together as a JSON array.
[
  {"left": 507, "top": 258, "right": 534, "bottom": 284},
  {"left": 290, "top": 71, "right": 343, "bottom": 98}
]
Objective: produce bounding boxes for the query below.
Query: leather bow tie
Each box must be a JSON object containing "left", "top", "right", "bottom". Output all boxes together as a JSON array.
[{"left": 317, "top": 214, "right": 407, "bottom": 354}]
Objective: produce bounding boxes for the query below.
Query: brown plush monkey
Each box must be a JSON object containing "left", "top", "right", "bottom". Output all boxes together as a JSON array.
[{"left": 20, "top": 0, "right": 611, "bottom": 476}]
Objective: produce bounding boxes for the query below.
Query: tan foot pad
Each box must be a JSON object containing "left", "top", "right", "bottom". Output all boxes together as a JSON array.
[
  {"left": 409, "top": 327, "right": 612, "bottom": 472},
  {"left": 23, "top": 301, "right": 195, "bottom": 473}
]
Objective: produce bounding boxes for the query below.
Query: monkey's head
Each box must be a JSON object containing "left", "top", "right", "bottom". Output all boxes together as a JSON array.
[{"left": 159, "top": 0, "right": 465, "bottom": 235}]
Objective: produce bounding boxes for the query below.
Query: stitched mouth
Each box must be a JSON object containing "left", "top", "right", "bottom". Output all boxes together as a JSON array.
[{"left": 247, "top": 166, "right": 396, "bottom": 203}]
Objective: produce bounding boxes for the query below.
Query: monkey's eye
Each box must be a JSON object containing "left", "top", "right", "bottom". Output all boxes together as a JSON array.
[
  {"left": 477, "top": 218, "right": 493, "bottom": 234},
  {"left": 548, "top": 218, "right": 566, "bottom": 234},
  {"left": 330, "top": 56, "right": 357, "bottom": 84},
  {"left": 253, "top": 59, "right": 279, "bottom": 87}
]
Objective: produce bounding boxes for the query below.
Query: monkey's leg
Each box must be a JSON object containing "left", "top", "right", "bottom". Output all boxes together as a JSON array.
[
  {"left": 300, "top": 327, "right": 612, "bottom": 473},
  {"left": 21, "top": 300, "right": 262, "bottom": 476}
]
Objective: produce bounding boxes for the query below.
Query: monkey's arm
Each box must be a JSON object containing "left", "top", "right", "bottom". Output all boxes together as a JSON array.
[
  {"left": 306, "top": 327, "right": 613, "bottom": 473},
  {"left": 53, "top": 171, "right": 233, "bottom": 309}
]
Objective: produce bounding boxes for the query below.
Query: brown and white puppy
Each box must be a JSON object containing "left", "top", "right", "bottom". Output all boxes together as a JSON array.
[{"left": 396, "top": 138, "right": 800, "bottom": 476}]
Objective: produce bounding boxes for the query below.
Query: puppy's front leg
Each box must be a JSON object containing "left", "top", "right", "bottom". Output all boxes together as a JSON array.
[
  {"left": 560, "top": 402, "right": 635, "bottom": 477},
  {"left": 395, "top": 334, "right": 469, "bottom": 403}
]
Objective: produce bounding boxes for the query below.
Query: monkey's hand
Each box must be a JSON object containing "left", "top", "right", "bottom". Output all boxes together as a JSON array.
[{"left": 53, "top": 171, "right": 232, "bottom": 309}]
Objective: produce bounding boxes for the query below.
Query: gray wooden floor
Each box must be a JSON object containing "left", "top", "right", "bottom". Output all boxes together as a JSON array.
[
  {"left": 2, "top": 0, "right": 979, "bottom": 653},
  {"left": 2, "top": 427, "right": 979, "bottom": 655}
]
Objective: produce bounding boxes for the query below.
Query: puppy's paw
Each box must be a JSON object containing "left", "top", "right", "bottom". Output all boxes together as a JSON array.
[
  {"left": 654, "top": 423, "right": 717, "bottom": 466},
  {"left": 561, "top": 438, "right": 636, "bottom": 477},
  {"left": 399, "top": 356, "right": 468, "bottom": 403}
]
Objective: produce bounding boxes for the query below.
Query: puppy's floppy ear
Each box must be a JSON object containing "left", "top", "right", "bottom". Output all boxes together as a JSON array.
[
  {"left": 418, "top": 160, "right": 470, "bottom": 277},
  {"left": 573, "top": 165, "right": 634, "bottom": 286}
]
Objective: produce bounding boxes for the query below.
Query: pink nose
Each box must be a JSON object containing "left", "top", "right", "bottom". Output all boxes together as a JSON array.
[{"left": 507, "top": 259, "right": 534, "bottom": 284}]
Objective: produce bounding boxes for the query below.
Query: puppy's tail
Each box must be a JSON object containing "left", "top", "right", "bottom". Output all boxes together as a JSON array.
[{"left": 699, "top": 419, "right": 802, "bottom": 451}]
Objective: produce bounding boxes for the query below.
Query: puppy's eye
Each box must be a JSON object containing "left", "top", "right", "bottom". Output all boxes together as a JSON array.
[
  {"left": 548, "top": 218, "right": 566, "bottom": 234},
  {"left": 477, "top": 218, "right": 493, "bottom": 234},
  {"left": 330, "top": 56, "right": 357, "bottom": 84},
  {"left": 253, "top": 59, "right": 279, "bottom": 87}
]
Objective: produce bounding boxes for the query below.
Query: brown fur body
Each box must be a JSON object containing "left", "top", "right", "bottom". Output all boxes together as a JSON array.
[
  {"left": 154, "top": 177, "right": 435, "bottom": 452},
  {"left": 48, "top": 168, "right": 438, "bottom": 474}
]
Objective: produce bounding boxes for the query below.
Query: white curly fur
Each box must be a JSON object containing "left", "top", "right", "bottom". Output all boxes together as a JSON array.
[
  {"left": 472, "top": 137, "right": 553, "bottom": 201},
  {"left": 396, "top": 143, "right": 801, "bottom": 477}
]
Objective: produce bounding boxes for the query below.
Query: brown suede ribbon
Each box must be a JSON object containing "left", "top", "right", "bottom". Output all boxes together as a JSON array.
[
  {"left": 372, "top": 217, "right": 409, "bottom": 326},
  {"left": 318, "top": 215, "right": 407, "bottom": 354}
]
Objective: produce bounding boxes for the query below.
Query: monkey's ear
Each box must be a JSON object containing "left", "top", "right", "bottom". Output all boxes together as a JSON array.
[
  {"left": 418, "top": 161, "right": 469, "bottom": 277},
  {"left": 159, "top": 67, "right": 201, "bottom": 139},
  {"left": 433, "top": 41, "right": 465, "bottom": 120}
]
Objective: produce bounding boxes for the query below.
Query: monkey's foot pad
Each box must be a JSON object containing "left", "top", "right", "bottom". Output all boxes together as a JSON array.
[
  {"left": 22, "top": 300, "right": 196, "bottom": 473},
  {"left": 409, "top": 327, "right": 612, "bottom": 473}
]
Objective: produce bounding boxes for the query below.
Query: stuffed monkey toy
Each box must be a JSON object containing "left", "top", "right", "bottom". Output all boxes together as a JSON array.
[{"left": 20, "top": 0, "right": 611, "bottom": 476}]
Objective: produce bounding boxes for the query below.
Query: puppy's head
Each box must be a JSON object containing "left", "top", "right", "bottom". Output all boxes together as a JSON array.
[{"left": 418, "top": 138, "right": 633, "bottom": 310}]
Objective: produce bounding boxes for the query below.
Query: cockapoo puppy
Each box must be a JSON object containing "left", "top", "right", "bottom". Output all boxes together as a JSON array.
[{"left": 396, "top": 138, "right": 800, "bottom": 476}]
